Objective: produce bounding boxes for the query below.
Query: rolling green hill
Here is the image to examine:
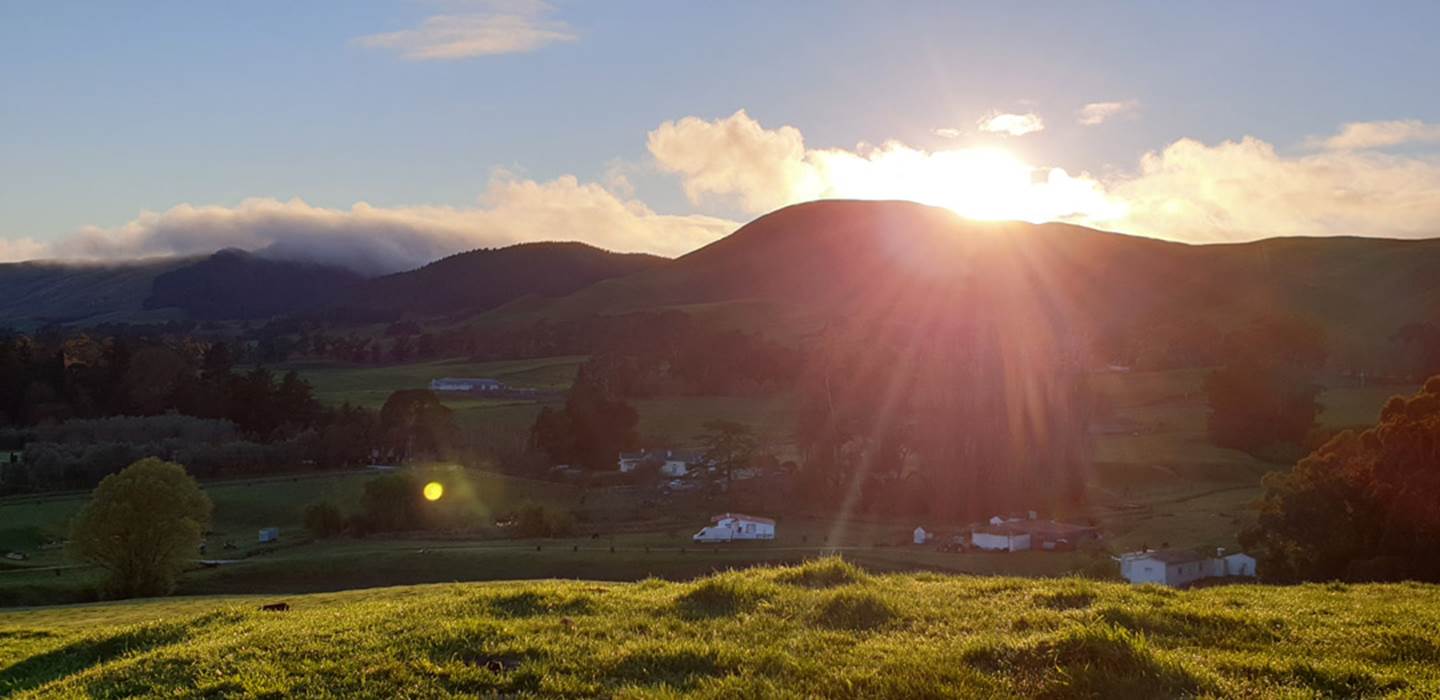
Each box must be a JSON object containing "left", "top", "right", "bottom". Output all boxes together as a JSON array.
[
  {"left": 515, "top": 200, "right": 1440, "bottom": 365},
  {"left": 3, "top": 560, "right": 1437, "bottom": 698},
  {"left": 0, "top": 257, "right": 192, "bottom": 327}
]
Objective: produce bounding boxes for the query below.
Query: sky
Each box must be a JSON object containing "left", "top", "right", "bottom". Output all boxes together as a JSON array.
[{"left": 3, "top": 0, "right": 1440, "bottom": 272}]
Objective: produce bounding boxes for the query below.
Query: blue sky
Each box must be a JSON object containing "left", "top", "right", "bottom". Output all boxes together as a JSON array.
[{"left": 3, "top": 1, "right": 1439, "bottom": 269}]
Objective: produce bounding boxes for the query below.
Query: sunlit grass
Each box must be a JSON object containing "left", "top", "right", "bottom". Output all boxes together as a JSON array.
[{"left": 3, "top": 559, "right": 1437, "bottom": 698}]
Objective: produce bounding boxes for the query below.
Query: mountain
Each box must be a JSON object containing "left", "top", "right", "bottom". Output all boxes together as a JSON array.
[
  {"left": 0, "top": 257, "right": 193, "bottom": 327},
  {"left": 142, "top": 249, "right": 368, "bottom": 320},
  {"left": 326, "top": 242, "right": 666, "bottom": 318},
  {"left": 518, "top": 200, "right": 1440, "bottom": 363}
]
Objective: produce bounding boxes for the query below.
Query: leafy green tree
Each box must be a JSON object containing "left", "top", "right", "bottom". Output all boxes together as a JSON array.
[
  {"left": 379, "top": 390, "right": 456, "bottom": 462},
  {"left": 67, "top": 458, "right": 212, "bottom": 598},
  {"left": 1241, "top": 376, "right": 1440, "bottom": 582}
]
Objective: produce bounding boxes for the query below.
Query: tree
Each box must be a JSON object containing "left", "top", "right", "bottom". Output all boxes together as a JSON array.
[
  {"left": 697, "top": 420, "right": 760, "bottom": 489},
  {"left": 358, "top": 473, "right": 425, "bottom": 532},
  {"left": 67, "top": 458, "right": 212, "bottom": 598},
  {"left": 1206, "top": 316, "right": 1327, "bottom": 454},
  {"left": 378, "top": 390, "right": 456, "bottom": 462},
  {"left": 1241, "top": 376, "right": 1440, "bottom": 582},
  {"left": 303, "top": 501, "right": 346, "bottom": 537}
]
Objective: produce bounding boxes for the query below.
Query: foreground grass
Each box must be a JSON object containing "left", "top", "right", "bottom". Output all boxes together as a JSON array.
[{"left": 3, "top": 560, "right": 1438, "bottom": 698}]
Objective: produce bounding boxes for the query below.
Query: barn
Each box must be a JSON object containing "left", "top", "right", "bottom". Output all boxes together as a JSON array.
[{"left": 693, "top": 513, "right": 775, "bottom": 542}]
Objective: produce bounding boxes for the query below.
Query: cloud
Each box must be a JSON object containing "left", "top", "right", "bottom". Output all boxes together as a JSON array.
[
  {"left": 933, "top": 127, "right": 963, "bottom": 139},
  {"left": 977, "top": 112, "right": 1045, "bottom": 136},
  {"left": 0, "top": 237, "right": 49, "bottom": 264},
  {"left": 648, "top": 110, "right": 1120, "bottom": 223},
  {"left": 26, "top": 173, "right": 738, "bottom": 274},
  {"left": 1313, "top": 119, "right": 1440, "bottom": 151},
  {"left": 1089, "top": 136, "right": 1440, "bottom": 241},
  {"left": 353, "top": 0, "right": 576, "bottom": 60},
  {"left": 1077, "top": 100, "right": 1139, "bottom": 126}
]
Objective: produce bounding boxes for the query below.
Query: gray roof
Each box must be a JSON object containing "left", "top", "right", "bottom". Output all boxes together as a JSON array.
[{"left": 1135, "top": 549, "right": 1212, "bottom": 565}]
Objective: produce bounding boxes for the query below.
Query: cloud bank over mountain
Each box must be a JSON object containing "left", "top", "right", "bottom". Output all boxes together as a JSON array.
[
  {"left": 29, "top": 174, "right": 736, "bottom": 275},
  {"left": 6, "top": 114, "right": 1439, "bottom": 271}
]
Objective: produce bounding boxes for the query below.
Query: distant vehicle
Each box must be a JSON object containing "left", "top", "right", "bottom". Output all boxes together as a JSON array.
[{"left": 693, "top": 513, "right": 775, "bottom": 542}]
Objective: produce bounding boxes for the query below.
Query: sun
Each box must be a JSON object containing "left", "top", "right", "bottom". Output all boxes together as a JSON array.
[
  {"left": 423, "top": 481, "right": 445, "bottom": 501},
  {"left": 819, "top": 144, "right": 1125, "bottom": 224}
]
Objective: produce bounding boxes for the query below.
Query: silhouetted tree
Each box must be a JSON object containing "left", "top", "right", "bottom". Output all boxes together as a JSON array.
[{"left": 1242, "top": 376, "right": 1440, "bottom": 582}]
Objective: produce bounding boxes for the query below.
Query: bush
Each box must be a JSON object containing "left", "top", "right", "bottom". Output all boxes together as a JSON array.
[
  {"left": 67, "top": 458, "right": 212, "bottom": 599},
  {"left": 303, "top": 501, "right": 346, "bottom": 537}
]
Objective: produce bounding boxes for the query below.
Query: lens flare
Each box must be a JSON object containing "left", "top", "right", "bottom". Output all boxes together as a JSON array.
[{"left": 423, "top": 481, "right": 444, "bottom": 501}]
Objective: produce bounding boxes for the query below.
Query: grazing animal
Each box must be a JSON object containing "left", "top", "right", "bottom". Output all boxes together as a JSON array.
[{"left": 259, "top": 602, "right": 291, "bottom": 612}]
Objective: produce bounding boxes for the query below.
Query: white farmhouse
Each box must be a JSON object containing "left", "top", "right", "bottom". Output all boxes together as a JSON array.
[
  {"left": 693, "top": 513, "right": 775, "bottom": 543},
  {"left": 1118, "top": 548, "right": 1257, "bottom": 586},
  {"left": 430, "top": 377, "right": 505, "bottom": 393}
]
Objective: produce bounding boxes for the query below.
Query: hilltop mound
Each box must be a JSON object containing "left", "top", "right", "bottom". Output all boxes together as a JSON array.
[
  {"left": 3, "top": 561, "right": 1436, "bottom": 697},
  {"left": 143, "top": 248, "right": 367, "bottom": 320},
  {"left": 328, "top": 241, "right": 667, "bottom": 319},
  {"left": 528, "top": 200, "right": 1440, "bottom": 357}
]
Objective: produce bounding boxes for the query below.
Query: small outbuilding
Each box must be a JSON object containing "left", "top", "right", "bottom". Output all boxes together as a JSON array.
[
  {"left": 258, "top": 527, "right": 280, "bottom": 544},
  {"left": 693, "top": 513, "right": 775, "bottom": 543},
  {"left": 913, "top": 526, "right": 931, "bottom": 545}
]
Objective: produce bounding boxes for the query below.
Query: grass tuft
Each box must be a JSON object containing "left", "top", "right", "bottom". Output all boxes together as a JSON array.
[
  {"left": 775, "top": 556, "right": 869, "bottom": 588},
  {"left": 814, "top": 589, "right": 895, "bottom": 631},
  {"left": 674, "top": 573, "right": 771, "bottom": 618}
]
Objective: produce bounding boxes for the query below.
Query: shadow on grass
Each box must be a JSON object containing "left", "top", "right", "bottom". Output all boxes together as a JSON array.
[
  {"left": 965, "top": 624, "right": 1203, "bottom": 698},
  {"left": 488, "top": 591, "right": 593, "bottom": 617},
  {"left": 0, "top": 611, "right": 237, "bottom": 695},
  {"left": 1097, "top": 605, "right": 1284, "bottom": 648},
  {"left": 607, "top": 645, "right": 734, "bottom": 690}
]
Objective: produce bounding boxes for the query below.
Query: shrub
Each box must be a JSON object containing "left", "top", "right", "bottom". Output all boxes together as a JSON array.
[{"left": 303, "top": 501, "right": 346, "bottom": 537}]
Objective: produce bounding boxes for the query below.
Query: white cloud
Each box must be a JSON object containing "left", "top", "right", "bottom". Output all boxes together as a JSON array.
[
  {"left": 977, "top": 111, "right": 1045, "bottom": 136},
  {"left": 353, "top": 0, "right": 576, "bottom": 61},
  {"left": 0, "top": 237, "right": 49, "bottom": 264},
  {"left": 25, "top": 173, "right": 738, "bottom": 274},
  {"left": 1077, "top": 100, "right": 1139, "bottom": 126},
  {"left": 648, "top": 110, "right": 1120, "bottom": 223},
  {"left": 1313, "top": 119, "right": 1440, "bottom": 151},
  {"left": 933, "top": 127, "right": 963, "bottom": 139},
  {"left": 1089, "top": 136, "right": 1440, "bottom": 241}
]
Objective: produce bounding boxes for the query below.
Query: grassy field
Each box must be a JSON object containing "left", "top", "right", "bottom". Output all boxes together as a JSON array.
[
  {"left": 281, "top": 356, "right": 586, "bottom": 409},
  {"left": 3, "top": 559, "right": 1438, "bottom": 698}
]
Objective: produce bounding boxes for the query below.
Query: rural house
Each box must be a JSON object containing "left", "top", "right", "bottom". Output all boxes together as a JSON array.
[
  {"left": 618, "top": 449, "right": 708, "bottom": 477},
  {"left": 429, "top": 377, "right": 505, "bottom": 393},
  {"left": 970, "top": 515, "right": 1099, "bottom": 552},
  {"left": 693, "top": 513, "right": 776, "bottom": 542},
  {"left": 1118, "top": 548, "right": 1257, "bottom": 586}
]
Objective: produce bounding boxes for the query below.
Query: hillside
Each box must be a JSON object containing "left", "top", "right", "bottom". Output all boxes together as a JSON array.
[
  {"left": 143, "top": 248, "right": 368, "bottom": 320},
  {"left": 0, "top": 257, "right": 192, "bottom": 327},
  {"left": 521, "top": 200, "right": 1440, "bottom": 363},
  {"left": 329, "top": 242, "right": 666, "bottom": 319},
  {"left": 3, "top": 560, "right": 1437, "bottom": 698}
]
